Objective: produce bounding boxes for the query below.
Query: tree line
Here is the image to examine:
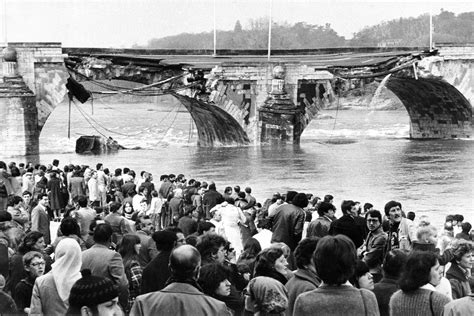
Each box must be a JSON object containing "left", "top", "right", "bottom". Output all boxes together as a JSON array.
[{"left": 137, "top": 10, "right": 473, "bottom": 49}]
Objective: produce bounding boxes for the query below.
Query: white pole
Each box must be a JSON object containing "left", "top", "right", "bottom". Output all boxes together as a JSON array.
[
  {"left": 429, "top": 10, "right": 433, "bottom": 50},
  {"left": 267, "top": 0, "right": 272, "bottom": 61},
  {"left": 213, "top": 0, "right": 217, "bottom": 56},
  {"left": 2, "top": 0, "right": 7, "bottom": 44}
]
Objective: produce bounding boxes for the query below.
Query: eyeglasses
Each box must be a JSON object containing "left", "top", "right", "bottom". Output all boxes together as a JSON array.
[
  {"left": 30, "top": 261, "right": 46, "bottom": 267},
  {"left": 366, "top": 219, "right": 380, "bottom": 223}
]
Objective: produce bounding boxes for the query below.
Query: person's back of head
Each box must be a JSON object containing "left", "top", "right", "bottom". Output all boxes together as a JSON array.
[
  {"left": 461, "top": 222, "right": 472, "bottom": 234},
  {"left": 341, "top": 200, "right": 356, "bottom": 215},
  {"left": 294, "top": 237, "right": 320, "bottom": 269},
  {"left": 208, "top": 183, "right": 216, "bottom": 191},
  {"left": 245, "top": 187, "right": 251, "bottom": 194},
  {"left": 93, "top": 223, "right": 113, "bottom": 244},
  {"left": 407, "top": 211, "right": 416, "bottom": 221},
  {"left": 323, "top": 194, "right": 333, "bottom": 203},
  {"left": 152, "top": 230, "right": 178, "bottom": 252},
  {"left": 234, "top": 185, "right": 240, "bottom": 193},
  {"left": 60, "top": 217, "right": 81, "bottom": 237},
  {"left": 382, "top": 249, "right": 409, "bottom": 280},
  {"left": 292, "top": 192, "right": 309, "bottom": 208},
  {"left": 416, "top": 225, "right": 438, "bottom": 244},
  {"left": 453, "top": 214, "right": 464, "bottom": 224},
  {"left": 399, "top": 251, "right": 437, "bottom": 292},
  {"left": 78, "top": 195, "right": 88, "bottom": 208},
  {"left": 169, "top": 244, "right": 201, "bottom": 281},
  {"left": 313, "top": 235, "right": 356, "bottom": 285},
  {"left": 286, "top": 191, "right": 298, "bottom": 203},
  {"left": 317, "top": 202, "right": 335, "bottom": 217}
]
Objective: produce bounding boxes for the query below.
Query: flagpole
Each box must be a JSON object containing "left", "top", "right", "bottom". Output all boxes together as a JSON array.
[
  {"left": 267, "top": 0, "right": 272, "bottom": 61},
  {"left": 213, "top": 0, "right": 217, "bottom": 56},
  {"left": 2, "top": 0, "right": 7, "bottom": 44},
  {"left": 429, "top": 10, "right": 433, "bottom": 51}
]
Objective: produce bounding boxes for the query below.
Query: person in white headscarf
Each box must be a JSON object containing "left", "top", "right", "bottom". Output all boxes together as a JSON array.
[{"left": 30, "top": 238, "right": 82, "bottom": 315}]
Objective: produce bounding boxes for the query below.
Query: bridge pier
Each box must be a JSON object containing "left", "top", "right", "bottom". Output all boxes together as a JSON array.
[{"left": 0, "top": 43, "right": 68, "bottom": 157}]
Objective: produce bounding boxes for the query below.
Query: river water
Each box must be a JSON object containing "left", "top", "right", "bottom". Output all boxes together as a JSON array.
[{"left": 23, "top": 95, "right": 474, "bottom": 227}]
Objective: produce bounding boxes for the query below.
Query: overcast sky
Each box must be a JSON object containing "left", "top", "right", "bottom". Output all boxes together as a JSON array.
[{"left": 1, "top": 0, "right": 472, "bottom": 47}]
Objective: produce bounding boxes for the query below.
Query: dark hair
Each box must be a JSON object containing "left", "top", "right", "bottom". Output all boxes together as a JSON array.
[
  {"left": 237, "top": 191, "right": 246, "bottom": 199},
  {"left": 323, "top": 194, "right": 333, "bottom": 203},
  {"left": 196, "top": 233, "right": 227, "bottom": 262},
  {"left": 198, "top": 263, "right": 231, "bottom": 296},
  {"left": 18, "top": 231, "right": 44, "bottom": 254},
  {"left": 351, "top": 260, "right": 370, "bottom": 288},
  {"left": 7, "top": 195, "right": 23, "bottom": 207},
  {"left": 109, "top": 202, "right": 121, "bottom": 213},
  {"left": 365, "top": 209, "right": 382, "bottom": 223},
  {"left": 317, "top": 202, "right": 335, "bottom": 216},
  {"left": 292, "top": 193, "right": 309, "bottom": 208},
  {"left": 286, "top": 191, "right": 298, "bottom": 203},
  {"left": 93, "top": 223, "right": 113, "bottom": 244},
  {"left": 224, "top": 186, "right": 232, "bottom": 194},
  {"left": 453, "top": 214, "right": 464, "bottom": 222},
  {"left": 294, "top": 237, "right": 320, "bottom": 269},
  {"left": 363, "top": 203, "right": 373, "bottom": 212},
  {"left": 60, "top": 217, "right": 81, "bottom": 237},
  {"left": 117, "top": 234, "right": 140, "bottom": 270},
  {"left": 399, "top": 251, "right": 438, "bottom": 292},
  {"left": 197, "top": 222, "right": 215, "bottom": 235},
  {"left": 152, "top": 231, "right": 178, "bottom": 252},
  {"left": 445, "top": 215, "right": 454, "bottom": 222},
  {"left": 341, "top": 200, "right": 356, "bottom": 215},
  {"left": 77, "top": 196, "right": 88, "bottom": 208},
  {"left": 461, "top": 222, "right": 472, "bottom": 234},
  {"left": 384, "top": 200, "right": 402, "bottom": 216},
  {"left": 383, "top": 249, "right": 409, "bottom": 279},
  {"left": 407, "top": 211, "right": 416, "bottom": 221},
  {"left": 239, "top": 238, "right": 262, "bottom": 260},
  {"left": 37, "top": 193, "right": 48, "bottom": 200},
  {"left": 185, "top": 235, "right": 198, "bottom": 247},
  {"left": 254, "top": 247, "right": 284, "bottom": 278},
  {"left": 208, "top": 183, "right": 216, "bottom": 190},
  {"left": 314, "top": 235, "right": 356, "bottom": 285},
  {"left": 245, "top": 187, "right": 252, "bottom": 194}
]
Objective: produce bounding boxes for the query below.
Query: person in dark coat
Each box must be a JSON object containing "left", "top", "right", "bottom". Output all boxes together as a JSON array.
[
  {"left": 446, "top": 240, "right": 473, "bottom": 299},
  {"left": 268, "top": 191, "right": 306, "bottom": 252},
  {"left": 141, "top": 230, "right": 177, "bottom": 294},
  {"left": 373, "top": 249, "right": 408, "bottom": 316},
  {"left": 46, "top": 171, "right": 62, "bottom": 220},
  {"left": 177, "top": 208, "right": 198, "bottom": 237},
  {"left": 12, "top": 251, "right": 45, "bottom": 315},
  {"left": 202, "top": 183, "right": 224, "bottom": 219},
  {"left": 329, "top": 200, "right": 366, "bottom": 249},
  {"left": 285, "top": 237, "right": 321, "bottom": 316}
]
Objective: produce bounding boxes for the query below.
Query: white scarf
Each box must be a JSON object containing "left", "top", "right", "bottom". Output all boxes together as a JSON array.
[{"left": 51, "top": 238, "right": 82, "bottom": 302}]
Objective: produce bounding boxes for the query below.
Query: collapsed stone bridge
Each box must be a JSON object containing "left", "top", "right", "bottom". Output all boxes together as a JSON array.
[{"left": 0, "top": 43, "right": 472, "bottom": 156}]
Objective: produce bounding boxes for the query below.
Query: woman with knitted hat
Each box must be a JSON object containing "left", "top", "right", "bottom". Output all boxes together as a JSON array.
[
  {"left": 30, "top": 238, "right": 82, "bottom": 315},
  {"left": 67, "top": 269, "right": 122, "bottom": 316}
]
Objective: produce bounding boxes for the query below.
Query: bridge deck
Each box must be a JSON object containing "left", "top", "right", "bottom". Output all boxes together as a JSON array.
[{"left": 65, "top": 48, "right": 424, "bottom": 69}]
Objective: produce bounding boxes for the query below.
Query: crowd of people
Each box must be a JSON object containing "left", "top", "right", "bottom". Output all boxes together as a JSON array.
[{"left": 0, "top": 159, "right": 473, "bottom": 316}]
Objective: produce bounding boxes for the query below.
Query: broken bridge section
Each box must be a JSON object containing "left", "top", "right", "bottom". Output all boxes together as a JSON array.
[
  {"left": 171, "top": 93, "right": 250, "bottom": 146},
  {"left": 386, "top": 76, "right": 472, "bottom": 138}
]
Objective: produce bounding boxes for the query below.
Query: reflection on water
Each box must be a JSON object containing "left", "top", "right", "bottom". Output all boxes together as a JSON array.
[{"left": 7, "top": 101, "right": 474, "bottom": 227}]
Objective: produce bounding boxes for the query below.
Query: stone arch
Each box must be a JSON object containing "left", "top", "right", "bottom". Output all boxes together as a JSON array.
[{"left": 386, "top": 76, "right": 472, "bottom": 138}]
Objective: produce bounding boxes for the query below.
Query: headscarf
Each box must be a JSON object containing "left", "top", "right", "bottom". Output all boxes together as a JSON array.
[{"left": 51, "top": 238, "right": 82, "bottom": 302}]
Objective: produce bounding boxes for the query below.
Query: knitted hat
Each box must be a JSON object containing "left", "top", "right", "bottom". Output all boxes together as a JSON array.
[{"left": 68, "top": 269, "right": 118, "bottom": 308}]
